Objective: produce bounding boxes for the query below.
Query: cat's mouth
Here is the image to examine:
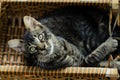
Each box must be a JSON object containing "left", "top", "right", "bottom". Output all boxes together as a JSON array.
[{"left": 37, "top": 39, "right": 54, "bottom": 62}]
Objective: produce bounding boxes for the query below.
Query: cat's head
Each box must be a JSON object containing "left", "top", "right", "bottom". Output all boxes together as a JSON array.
[{"left": 8, "top": 16, "right": 55, "bottom": 62}]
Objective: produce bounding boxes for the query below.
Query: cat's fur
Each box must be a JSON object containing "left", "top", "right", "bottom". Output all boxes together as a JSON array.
[{"left": 8, "top": 6, "right": 120, "bottom": 72}]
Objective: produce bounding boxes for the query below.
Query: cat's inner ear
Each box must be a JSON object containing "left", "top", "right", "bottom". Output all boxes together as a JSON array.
[
  {"left": 23, "top": 16, "right": 43, "bottom": 31},
  {"left": 8, "top": 39, "right": 25, "bottom": 52}
]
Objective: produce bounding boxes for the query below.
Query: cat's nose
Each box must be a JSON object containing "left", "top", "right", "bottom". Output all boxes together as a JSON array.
[
  {"left": 33, "top": 37, "right": 45, "bottom": 49},
  {"left": 36, "top": 43, "right": 46, "bottom": 50}
]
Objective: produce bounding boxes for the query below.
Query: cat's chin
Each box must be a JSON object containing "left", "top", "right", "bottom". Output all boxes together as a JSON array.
[
  {"left": 37, "top": 51, "right": 54, "bottom": 62},
  {"left": 37, "top": 55, "right": 52, "bottom": 62}
]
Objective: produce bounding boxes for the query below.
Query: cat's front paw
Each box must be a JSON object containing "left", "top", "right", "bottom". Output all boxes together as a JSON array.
[{"left": 104, "top": 37, "right": 118, "bottom": 52}]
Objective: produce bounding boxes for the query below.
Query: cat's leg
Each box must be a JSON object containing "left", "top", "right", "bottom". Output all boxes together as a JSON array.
[
  {"left": 49, "top": 36, "right": 85, "bottom": 67},
  {"left": 83, "top": 37, "right": 118, "bottom": 66}
]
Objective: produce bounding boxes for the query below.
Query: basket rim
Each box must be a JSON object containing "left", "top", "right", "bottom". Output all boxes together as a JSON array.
[
  {"left": 0, "top": 0, "right": 111, "bottom": 3},
  {"left": 0, "top": 65, "right": 119, "bottom": 78}
]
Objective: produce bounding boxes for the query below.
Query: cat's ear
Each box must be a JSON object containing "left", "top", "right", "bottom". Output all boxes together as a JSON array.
[
  {"left": 8, "top": 39, "right": 25, "bottom": 52},
  {"left": 23, "top": 16, "right": 43, "bottom": 31}
]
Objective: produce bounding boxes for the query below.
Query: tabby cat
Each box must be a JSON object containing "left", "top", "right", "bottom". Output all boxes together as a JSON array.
[{"left": 8, "top": 6, "right": 120, "bottom": 72}]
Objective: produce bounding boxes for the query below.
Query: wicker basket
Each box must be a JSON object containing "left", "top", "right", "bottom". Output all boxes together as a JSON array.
[{"left": 0, "top": 0, "right": 120, "bottom": 80}]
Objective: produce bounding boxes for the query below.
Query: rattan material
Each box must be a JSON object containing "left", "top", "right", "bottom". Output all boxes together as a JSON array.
[
  {"left": 0, "top": 66, "right": 119, "bottom": 80},
  {"left": 0, "top": 1, "right": 120, "bottom": 80},
  {"left": 0, "top": 0, "right": 111, "bottom": 3}
]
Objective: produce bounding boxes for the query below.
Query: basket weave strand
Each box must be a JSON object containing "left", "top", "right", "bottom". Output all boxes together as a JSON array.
[
  {"left": 0, "top": 66, "right": 119, "bottom": 80},
  {"left": 0, "top": 0, "right": 120, "bottom": 80},
  {"left": 1, "top": 0, "right": 110, "bottom": 3},
  {"left": 0, "top": 66, "right": 117, "bottom": 77}
]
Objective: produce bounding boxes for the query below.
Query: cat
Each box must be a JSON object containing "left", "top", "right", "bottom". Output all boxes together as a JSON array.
[{"left": 8, "top": 6, "right": 120, "bottom": 72}]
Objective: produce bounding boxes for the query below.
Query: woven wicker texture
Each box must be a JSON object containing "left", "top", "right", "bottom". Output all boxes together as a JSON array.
[
  {"left": 0, "top": 1, "right": 119, "bottom": 80},
  {"left": 0, "top": 66, "right": 119, "bottom": 80}
]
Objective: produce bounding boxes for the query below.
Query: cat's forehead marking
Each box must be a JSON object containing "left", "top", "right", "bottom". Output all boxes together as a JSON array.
[{"left": 30, "top": 29, "right": 43, "bottom": 34}]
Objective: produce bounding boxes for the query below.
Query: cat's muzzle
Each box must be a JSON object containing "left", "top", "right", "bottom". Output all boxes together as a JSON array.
[{"left": 36, "top": 40, "right": 54, "bottom": 56}]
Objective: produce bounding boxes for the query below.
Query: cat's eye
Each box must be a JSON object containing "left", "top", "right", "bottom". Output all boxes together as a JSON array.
[
  {"left": 30, "top": 47, "right": 35, "bottom": 52},
  {"left": 29, "top": 45, "right": 37, "bottom": 54},
  {"left": 38, "top": 32, "right": 45, "bottom": 41},
  {"left": 38, "top": 34, "right": 43, "bottom": 40}
]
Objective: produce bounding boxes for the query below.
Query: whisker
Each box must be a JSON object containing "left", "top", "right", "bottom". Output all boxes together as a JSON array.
[
  {"left": 39, "top": 61, "right": 43, "bottom": 68},
  {"left": 36, "top": 61, "right": 39, "bottom": 68},
  {"left": 32, "top": 60, "right": 37, "bottom": 66}
]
